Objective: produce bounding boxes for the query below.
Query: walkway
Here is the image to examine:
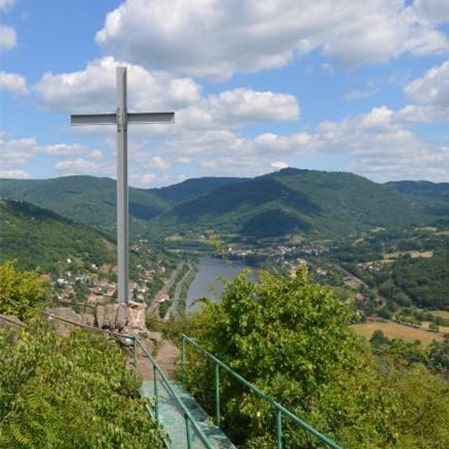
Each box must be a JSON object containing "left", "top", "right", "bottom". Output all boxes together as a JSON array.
[
  {"left": 141, "top": 380, "right": 237, "bottom": 449},
  {"left": 133, "top": 335, "right": 237, "bottom": 449}
]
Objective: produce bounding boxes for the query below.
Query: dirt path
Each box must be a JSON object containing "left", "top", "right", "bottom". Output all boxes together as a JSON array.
[{"left": 135, "top": 338, "right": 180, "bottom": 381}]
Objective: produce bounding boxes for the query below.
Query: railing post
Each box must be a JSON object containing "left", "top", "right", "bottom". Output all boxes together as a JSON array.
[
  {"left": 181, "top": 335, "right": 186, "bottom": 383},
  {"left": 276, "top": 408, "right": 283, "bottom": 449},
  {"left": 185, "top": 414, "right": 193, "bottom": 449},
  {"left": 153, "top": 365, "right": 159, "bottom": 422},
  {"left": 215, "top": 362, "right": 221, "bottom": 427},
  {"left": 132, "top": 336, "right": 137, "bottom": 366}
]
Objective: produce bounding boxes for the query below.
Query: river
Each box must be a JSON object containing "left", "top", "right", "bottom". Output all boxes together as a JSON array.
[{"left": 186, "top": 256, "right": 256, "bottom": 313}]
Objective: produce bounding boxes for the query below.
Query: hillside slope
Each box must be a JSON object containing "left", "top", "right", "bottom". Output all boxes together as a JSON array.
[
  {"left": 0, "top": 198, "right": 114, "bottom": 272},
  {"left": 0, "top": 176, "right": 168, "bottom": 236}
]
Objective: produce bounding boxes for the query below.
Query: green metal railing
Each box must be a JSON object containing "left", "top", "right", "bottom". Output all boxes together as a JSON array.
[
  {"left": 132, "top": 335, "right": 215, "bottom": 449},
  {"left": 181, "top": 334, "right": 342, "bottom": 449}
]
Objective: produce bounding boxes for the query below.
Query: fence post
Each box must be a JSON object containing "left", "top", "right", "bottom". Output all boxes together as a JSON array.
[
  {"left": 132, "top": 336, "right": 137, "bottom": 366},
  {"left": 215, "top": 362, "right": 221, "bottom": 427},
  {"left": 186, "top": 414, "right": 193, "bottom": 449},
  {"left": 153, "top": 365, "right": 159, "bottom": 421},
  {"left": 181, "top": 335, "right": 186, "bottom": 383},
  {"left": 276, "top": 408, "right": 283, "bottom": 449}
]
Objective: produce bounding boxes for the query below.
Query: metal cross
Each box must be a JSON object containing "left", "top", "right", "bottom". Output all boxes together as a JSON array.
[{"left": 71, "top": 66, "right": 175, "bottom": 304}]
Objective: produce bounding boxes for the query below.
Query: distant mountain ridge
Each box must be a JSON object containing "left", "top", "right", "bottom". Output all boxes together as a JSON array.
[
  {"left": 1, "top": 168, "right": 448, "bottom": 241},
  {"left": 387, "top": 180, "right": 449, "bottom": 199},
  {"left": 148, "top": 176, "right": 247, "bottom": 205},
  {"left": 387, "top": 180, "right": 449, "bottom": 228}
]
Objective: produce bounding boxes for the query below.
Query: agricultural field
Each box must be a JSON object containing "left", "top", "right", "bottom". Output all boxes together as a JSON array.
[
  {"left": 422, "top": 321, "right": 449, "bottom": 335},
  {"left": 432, "top": 310, "right": 449, "bottom": 319},
  {"left": 351, "top": 320, "right": 444, "bottom": 345},
  {"left": 382, "top": 250, "right": 434, "bottom": 260}
]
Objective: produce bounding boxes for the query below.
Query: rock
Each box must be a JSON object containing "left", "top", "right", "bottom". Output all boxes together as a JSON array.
[
  {"left": 103, "top": 304, "right": 117, "bottom": 329},
  {"left": 81, "top": 313, "right": 95, "bottom": 327},
  {"left": 0, "top": 314, "right": 24, "bottom": 329},
  {"left": 148, "top": 331, "right": 163, "bottom": 346},
  {"left": 45, "top": 307, "right": 83, "bottom": 337},
  {"left": 0, "top": 314, "right": 24, "bottom": 343},
  {"left": 127, "top": 300, "right": 147, "bottom": 330}
]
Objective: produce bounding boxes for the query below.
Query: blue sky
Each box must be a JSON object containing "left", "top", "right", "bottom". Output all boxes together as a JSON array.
[{"left": 1, "top": 0, "right": 448, "bottom": 187}]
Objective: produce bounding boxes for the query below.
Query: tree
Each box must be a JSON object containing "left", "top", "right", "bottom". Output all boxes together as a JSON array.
[
  {"left": 0, "top": 262, "right": 46, "bottom": 320},
  {"left": 182, "top": 267, "right": 399, "bottom": 448},
  {"left": 386, "top": 363, "right": 449, "bottom": 449},
  {"left": 370, "top": 329, "right": 390, "bottom": 347},
  {"left": 0, "top": 322, "right": 165, "bottom": 448},
  {"left": 182, "top": 267, "right": 449, "bottom": 449}
]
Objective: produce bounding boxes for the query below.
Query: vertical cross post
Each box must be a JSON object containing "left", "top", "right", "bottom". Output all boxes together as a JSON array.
[
  {"left": 116, "top": 67, "right": 129, "bottom": 305},
  {"left": 71, "top": 66, "right": 174, "bottom": 303}
]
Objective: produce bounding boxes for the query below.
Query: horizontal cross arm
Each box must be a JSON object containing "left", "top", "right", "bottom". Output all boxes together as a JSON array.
[
  {"left": 128, "top": 112, "right": 175, "bottom": 124},
  {"left": 71, "top": 113, "right": 117, "bottom": 126}
]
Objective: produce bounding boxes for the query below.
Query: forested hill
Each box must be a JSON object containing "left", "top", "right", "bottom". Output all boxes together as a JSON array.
[
  {"left": 1, "top": 168, "right": 448, "bottom": 241},
  {"left": 0, "top": 176, "right": 169, "bottom": 237},
  {"left": 148, "top": 176, "right": 247, "bottom": 205},
  {"left": 0, "top": 198, "right": 114, "bottom": 272},
  {"left": 150, "top": 168, "right": 439, "bottom": 238},
  {"left": 387, "top": 180, "right": 449, "bottom": 199},
  {"left": 387, "top": 180, "right": 449, "bottom": 228}
]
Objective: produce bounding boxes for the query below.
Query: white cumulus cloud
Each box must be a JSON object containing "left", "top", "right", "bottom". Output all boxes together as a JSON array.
[
  {"left": 0, "top": 169, "right": 29, "bottom": 179},
  {"left": 413, "top": 0, "right": 449, "bottom": 22},
  {"left": 0, "top": 71, "right": 27, "bottom": 95},
  {"left": 0, "top": 0, "right": 16, "bottom": 12},
  {"left": 404, "top": 60, "right": 449, "bottom": 106},
  {"left": 95, "top": 0, "right": 449, "bottom": 78},
  {"left": 178, "top": 88, "right": 300, "bottom": 130},
  {"left": 34, "top": 57, "right": 201, "bottom": 114},
  {"left": 55, "top": 158, "right": 104, "bottom": 175},
  {"left": 0, "top": 137, "right": 39, "bottom": 168},
  {"left": 44, "top": 143, "right": 90, "bottom": 156},
  {"left": 0, "top": 25, "right": 16, "bottom": 51},
  {"left": 34, "top": 58, "right": 300, "bottom": 134},
  {"left": 271, "top": 161, "right": 289, "bottom": 170}
]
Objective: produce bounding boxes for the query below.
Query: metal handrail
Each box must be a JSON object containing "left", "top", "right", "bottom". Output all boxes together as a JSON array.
[
  {"left": 132, "top": 335, "right": 215, "bottom": 449},
  {"left": 181, "top": 334, "right": 342, "bottom": 449}
]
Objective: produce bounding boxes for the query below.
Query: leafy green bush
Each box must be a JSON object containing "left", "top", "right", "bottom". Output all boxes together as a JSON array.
[
  {"left": 0, "top": 262, "right": 46, "bottom": 320},
  {"left": 181, "top": 267, "right": 449, "bottom": 448},
  {"left": 0, "top": 323, "right": 165, "bottom": 449}
]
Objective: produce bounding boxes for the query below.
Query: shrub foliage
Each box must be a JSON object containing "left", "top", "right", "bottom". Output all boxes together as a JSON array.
[{"left": 181, "top": 267, "right": 449, "bottom": 449}]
